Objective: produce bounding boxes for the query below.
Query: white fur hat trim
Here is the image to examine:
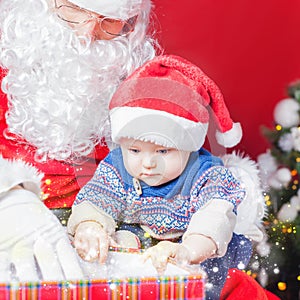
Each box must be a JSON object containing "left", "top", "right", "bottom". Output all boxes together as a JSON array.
[
  {"left": 68, "top": 0, "right": 147, "bottom": 19},
  {"left": 110, "top": 106, "right": 208, "bottom": 151}
]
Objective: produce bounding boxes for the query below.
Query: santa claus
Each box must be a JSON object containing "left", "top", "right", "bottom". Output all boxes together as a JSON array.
[{"left": 0, "top": 0, "right": 157, "bottom": 217}]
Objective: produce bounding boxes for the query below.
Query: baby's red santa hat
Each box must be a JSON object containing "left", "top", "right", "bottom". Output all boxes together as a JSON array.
[{"left": 109, "top": 55, "right": 242, "bottom": 151}]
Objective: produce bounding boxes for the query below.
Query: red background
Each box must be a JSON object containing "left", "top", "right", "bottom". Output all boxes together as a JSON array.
[{"left": 153, "top": 0, "right": 300, "bottom": 158}]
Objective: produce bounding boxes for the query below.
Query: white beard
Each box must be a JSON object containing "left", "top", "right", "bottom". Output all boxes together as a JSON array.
[{"left": 0, "top": 0, "right": 155, "bottom": 162}]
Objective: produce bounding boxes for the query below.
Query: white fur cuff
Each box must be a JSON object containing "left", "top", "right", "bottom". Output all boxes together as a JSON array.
[{"left": 0, "top": 156, "right": 43, "bottom": 197}]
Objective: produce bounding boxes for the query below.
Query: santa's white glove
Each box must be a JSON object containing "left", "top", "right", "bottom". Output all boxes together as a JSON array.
[{"left": 0, "top": 188, "right": 84, "bottom": 282}]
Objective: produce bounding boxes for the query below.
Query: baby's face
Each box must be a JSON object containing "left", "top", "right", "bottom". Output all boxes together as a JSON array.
[{"left": 120, "top": 138, "right": 190, "bottom": 186}]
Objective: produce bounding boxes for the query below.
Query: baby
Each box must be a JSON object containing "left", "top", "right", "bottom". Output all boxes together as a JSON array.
[{"left": 67, "top": 55, "right": 260, "bottom": 299}]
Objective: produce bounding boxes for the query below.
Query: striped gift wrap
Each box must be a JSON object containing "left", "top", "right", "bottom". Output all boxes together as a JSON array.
[
  {"left": 0, "top": 274, "right": 205, "bottom": 300},
  {"left": 0, "top": 248, "right": 205, "bottom": 299}
]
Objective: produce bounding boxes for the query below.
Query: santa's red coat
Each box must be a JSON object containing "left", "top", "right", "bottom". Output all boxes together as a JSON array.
[
  {"left": 221, "top": 269, "right": 280, "bottom": 300},
  {"left": 0, "top": 69, "right": 109, "bottom": 209}
]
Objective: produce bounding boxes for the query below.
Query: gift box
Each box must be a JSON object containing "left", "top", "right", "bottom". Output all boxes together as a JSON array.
[{"left": 0, "top": 248, "right": 206, "bottom": 300}]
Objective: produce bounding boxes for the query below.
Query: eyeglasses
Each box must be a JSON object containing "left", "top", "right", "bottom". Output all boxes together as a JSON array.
[{"left": 54, "top": 0, "right": 137, "bottom": 37}]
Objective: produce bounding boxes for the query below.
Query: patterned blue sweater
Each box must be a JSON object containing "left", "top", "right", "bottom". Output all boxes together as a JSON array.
[{"left": 74, "top": 148, "right": 245, "bottom": 239}]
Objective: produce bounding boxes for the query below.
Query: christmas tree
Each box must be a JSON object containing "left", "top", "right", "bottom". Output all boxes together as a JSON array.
[{"left": 248, "top": 81, "right": 300, "bottom": 300}]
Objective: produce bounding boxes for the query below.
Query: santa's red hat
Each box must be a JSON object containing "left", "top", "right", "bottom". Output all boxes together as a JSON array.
[{"left": 109, "top": 55, "right": 242, "bottom": 151}]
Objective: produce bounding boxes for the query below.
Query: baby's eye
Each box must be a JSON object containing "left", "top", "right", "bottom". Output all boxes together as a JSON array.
[
  {"left": 129, "top": 148, "right": 140, "bottom": 154},
  {"left": 157, "top": 149, "right": 169, "bottom": 154}
]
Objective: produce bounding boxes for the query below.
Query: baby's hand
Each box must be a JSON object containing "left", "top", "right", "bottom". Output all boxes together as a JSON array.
[
  {"left": 142, "top": 241, "right": 191, "bottom": 275},
  {"left": 74, "top": 221, "right": 114, "bottom": 264}
]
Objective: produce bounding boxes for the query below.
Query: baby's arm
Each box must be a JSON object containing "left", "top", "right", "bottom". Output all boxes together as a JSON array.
[
  {"left": 143, "top": 199, "right": 236, "bottom": 274},
  {"left": 68, "top": 201, "right": 118, "bottom": 264},
  {"left": 181, "top": 233, "right": 217, "bottom": 263},
  {"left": 68, "top": 155, "right": 127, "bottom": 263},
  {"left": 144, "top": 166, "right": 243, "bottom": 274}
]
